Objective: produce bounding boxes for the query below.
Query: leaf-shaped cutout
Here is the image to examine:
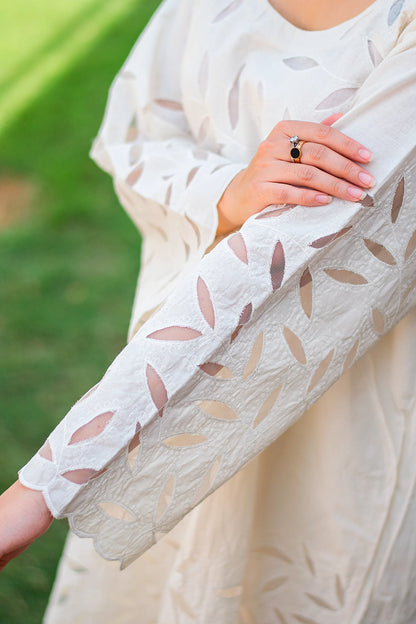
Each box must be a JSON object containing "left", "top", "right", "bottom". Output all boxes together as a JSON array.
[
  {"left": 39, "top": 440, "right": 52, "bottom": 461},
  {"left": 253, "top": 546, "right": 293, "bottom": 564},
  {"left": 270, "top": 240, "right": 285, "bottom": 290},
  {"left": 62, "top": 468, "right": 100, "bottom": 484},
  {"left": 274, "top": 607, "right": 289, "bottom": 624},
  {"left": 315, "top": 88, "right": 358, "bottom": 111},
  {"left": 307, "top": 349, "right": 334, "bottom": 393},
  {"left": 199, "top": 363, "right": 233, "bottom": 379},
  {"left": 253, "top": 386, "right": 282, "bottom": 429},
  {"left": 257, "top": 80, "right": 264, "bottom": 102},
  {"left": 194, "top": 456, "right": 222, "bottom": 502},
  {"left": 99, "top": 502, "right": 136, "bottom": 523},
  {"left": 283, "top": 326, "right": 306, "bottom": 365},
  {"left": 231, "top": 325, "right": 243, "bottom": 343},
  {"left": 125, "top": 113, "right": 139, "bottom": 141},
  {"left": 185, "top": 215, "right": 201, "bottom": 247},
  {"left": 336, "top": 574, "right": 345, "bottom": 606},
  {"left": 146, "top": 364, "right": 168, "bottom": 414},
  {"left": 293, "top": 615, "right": 320, "bottom": 624},
  {"left": 146, "top": 326, "right": 202, "bottom": 340},
  {"left": 303, "top": 543, "right": 316, "bottom": 575},
  {"left": 244, "top": 332, "right": 264, "bottom": 378},
  {"left": 372, "top": 308, "right": 385, "bottom": 333},
  {"left": 361, "top": 193, "right": 374, "bottom": 207},
  {"left": 156, "top": 476, "right": 175, "bottom": 522},
  {"left": 310, "top": 226, "right": 351, "bottom": 248},
  {"left": 405, "top": 230, "right": 416, "bottom": 261},
  {"left": 198, "top": 51, "right": 209, "bottom": 95},
  {"left": 150, "top": 224, "right": 168, "bottom": 242},
  {"left": 154, "top": 98, "right": 183, "bottom": 111},
  {"left": 283, "top": 56, "right": 318, "bottom": 70},
  {"left": 343, "top": 339, "right": 359, "bottom": 373},
  {"left": 186, "top": 166, "right": 200, "bottom": 187},
  {"left": 228, "top": 66, "right": 245, "bottom": 129},
  {"left": 324, "top": 268, "right": 368, "bottom": 285},
  {"left": 211, "top": 162, "right": 227, "bottom": 174},
  {"left": 262, "top": 577, "right": 288, "bottom": 592},
  {"left": 255, "top": 205, "right": 293, "bottom": 219},
  {"left": 195, "top": 400, "right": 238, "bottom": 420},
  {"left": 217, "top": 586, "right": 243, "bottom": 598},
  {"left": 192, "top": 147, "right": 208, "bottom": 160},
  {"left": 364, "top": 239, "right": 396, "bottom": 265},
  {"left": 165, "top": 183, "right": 172, "bottom": 206},
  {"left": 212, "top": 0, "right": 243, "bottom": 22},
  {"left": 228, "top": 232, "right": 248, "bottom": 263},
  {"left": 300, "top": 267, "right": 313, "bottom": 319},
  {"left": 69, "top": 411, "right": 114, "bottom": 445},
  {"left": 239, "top": 302, "right": 252, "bottom": 325},
  {"left": 184, "top": 240, "right": 191, "bottom": 261},
  {"left": 305, "top": 593, "right": 336, "bottom": 611},
  {"left": 391, "top": 177, "right": 404, "bottom": 223},
  {"left": 129, "top": 144, "right": 142, "bottom": 165},
  {"left": 388, "top": 0, "right": 405, "bottom": 25},
  {"left": 66, "top": 558, "right": 88, "bottom": 573},
  {"left": 163, "top": 433, "right": 208, "bottom": 447},
  {"left": 127, "top": 433, "right": 141, "bottom": 470},
  {"left": 197, "top": 116, "right": 210, "bottom": 142},
  {"left": 368, "top": 39, "right": 383, "bottom": 66},
  {"left": 197, "top": 276, "right": 215, "bottom": 329},
  {"left": 126, "top": 164, "right": 144, "bottom": 186},
  {"left": 170, "top": 589, "right": 196, "bottom": 618}
]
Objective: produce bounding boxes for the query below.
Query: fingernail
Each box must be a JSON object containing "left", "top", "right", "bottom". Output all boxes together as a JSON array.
[
  {"left": 348, "top": 186, "right": 366, "bottom": 200},
  {"left": 316, "top": 194, "right": 332, "bottom": 204},
  {"left": 358, "top": 148, "right": 372, "bottom": 161},
  {"left": 358, "top": 172, "right": 375, "bottom": 187}
]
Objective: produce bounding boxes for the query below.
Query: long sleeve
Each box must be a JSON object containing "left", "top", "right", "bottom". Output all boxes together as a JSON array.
[
  {"left": 19, "top": 5, "right": 416, "bottom": 567},
  {"left": 89, "top": 0, "right": 245, "bottom": 336}
]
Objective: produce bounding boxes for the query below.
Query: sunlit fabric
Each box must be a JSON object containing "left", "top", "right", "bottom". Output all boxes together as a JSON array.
[{"left": 19, "top": 0, "right": 416, "bottom": 621}]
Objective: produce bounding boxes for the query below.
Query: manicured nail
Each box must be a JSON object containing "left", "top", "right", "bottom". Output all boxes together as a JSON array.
[
  {"left": 316, "top": 194, "right": 332, "bottom": 204},
  {"left": 358, "top": 172, "right": 375, "bottom": 187},
  {"left": 348, "top": 186, "right": 366, "bottom": 200},
  {"left": 358, "top": 148, "right": 372, "bottom": 161}
]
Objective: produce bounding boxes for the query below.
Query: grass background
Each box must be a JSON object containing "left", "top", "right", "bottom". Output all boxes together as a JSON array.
[{"left": 0, "top": 1, "right": 161, "bottom": 620}]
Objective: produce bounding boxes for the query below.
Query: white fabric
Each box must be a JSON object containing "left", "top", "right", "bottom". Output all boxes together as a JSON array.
[{"left": 18, "top": 0, "right": 416, "bottom": 620}]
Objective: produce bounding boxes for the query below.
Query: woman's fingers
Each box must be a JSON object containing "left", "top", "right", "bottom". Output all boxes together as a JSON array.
[
  {"left": 272, "top": 120, "right": 373, "bottom": 163},
  {"left": 270, "top": 161, "right": 368, "bottom": 202},
  {"left": 262, "top": 182, "right": 332, "bottom": 207},
  {"left": 292, "top": 142, "right": 375, "bottom": 190}
]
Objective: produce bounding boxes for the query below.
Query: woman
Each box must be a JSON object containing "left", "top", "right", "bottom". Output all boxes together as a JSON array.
[{"left": 1, "top": 0, "right": 416, "bottom": 621}]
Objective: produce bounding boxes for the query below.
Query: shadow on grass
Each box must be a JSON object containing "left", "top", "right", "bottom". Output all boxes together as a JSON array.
[{"left": 0, "top": 2, "right": 160, "bottom": 622}]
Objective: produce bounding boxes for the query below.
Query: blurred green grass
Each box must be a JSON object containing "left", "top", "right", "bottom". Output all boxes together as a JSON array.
[{"left": 0, "top": 1, "right": 161, "bottom": 621}]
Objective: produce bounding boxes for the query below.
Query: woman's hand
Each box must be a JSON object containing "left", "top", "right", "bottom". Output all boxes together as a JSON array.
[
  {"left": 217, "top": 116, "right": 375, "bottom": 235},
  {"left": 0, "top": 480, "right": 53, "bottom": 571}
]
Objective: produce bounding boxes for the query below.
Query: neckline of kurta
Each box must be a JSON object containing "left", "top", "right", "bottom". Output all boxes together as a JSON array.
[{"left": 260, "top": 0, "right": 385, "bottom": 38}]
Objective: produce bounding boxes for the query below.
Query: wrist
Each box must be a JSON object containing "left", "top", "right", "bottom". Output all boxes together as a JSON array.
[{"left": 216, "top": 169, "right": 246, "bottom": 236}]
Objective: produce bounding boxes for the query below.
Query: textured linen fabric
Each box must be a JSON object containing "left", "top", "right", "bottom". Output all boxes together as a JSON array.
[{"left": 17, "top": 0, "right": 416, "bottom": 621}]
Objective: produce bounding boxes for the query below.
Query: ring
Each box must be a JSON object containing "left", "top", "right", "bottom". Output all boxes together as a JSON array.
[{"left": 289, "top": 137, "right": 305, "bottom": 163}]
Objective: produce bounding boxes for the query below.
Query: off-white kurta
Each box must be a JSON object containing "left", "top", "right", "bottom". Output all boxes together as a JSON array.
[{"left": 18, "top": 0, "right": 416, "bottom": 621}]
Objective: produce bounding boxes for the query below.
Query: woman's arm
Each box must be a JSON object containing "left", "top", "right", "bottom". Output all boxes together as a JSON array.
[
  {"left": 0, "top": 481, "right": 52, "bottom": 572},
  {"left": 5, "top": 7, "right": 416, "bottom": 568}
]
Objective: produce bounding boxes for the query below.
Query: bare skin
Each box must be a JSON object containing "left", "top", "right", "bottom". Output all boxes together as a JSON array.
[
  {"left": 0, "top": 0, "right": 378, "bottom": 571},
  {"left": 267, "top": 0, "right": 378, "bottom": 31}
]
